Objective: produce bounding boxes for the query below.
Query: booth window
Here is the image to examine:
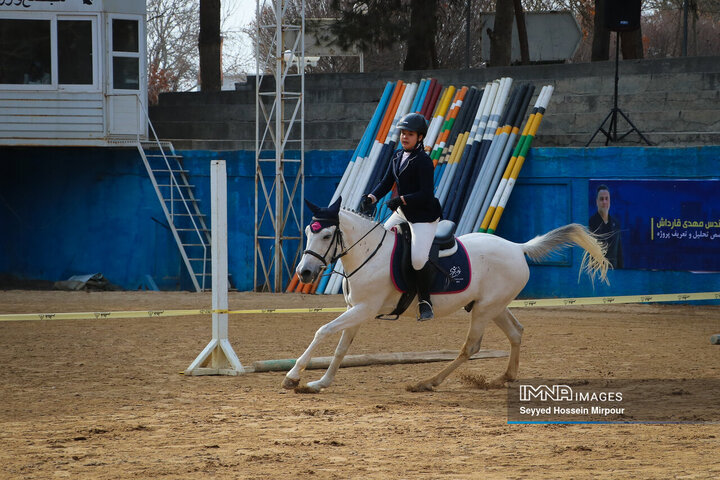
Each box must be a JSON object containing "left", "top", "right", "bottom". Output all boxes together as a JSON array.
[
  {"left": 0, "top": 19, "right": 51, "bottom": 85},
  {"left": 58, "top": 20, "right": 93, "bottom": 85},
  {"left": 112, "top": 19, "right": 140, "bottom": 90}
]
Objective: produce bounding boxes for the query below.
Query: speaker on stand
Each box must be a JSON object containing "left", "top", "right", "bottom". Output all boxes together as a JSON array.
[{"left": 586, "top": 0, "right": 652, "bottom": 146}]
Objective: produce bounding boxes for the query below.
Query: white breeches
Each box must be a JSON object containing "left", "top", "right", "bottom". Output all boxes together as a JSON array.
[{"left": 384, "top": 209, "right": 439, "bottom": 271}]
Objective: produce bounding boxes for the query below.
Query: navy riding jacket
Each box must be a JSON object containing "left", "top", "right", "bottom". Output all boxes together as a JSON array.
[{"left": 369, "top": 143, "right": 442, "bottom": 223}]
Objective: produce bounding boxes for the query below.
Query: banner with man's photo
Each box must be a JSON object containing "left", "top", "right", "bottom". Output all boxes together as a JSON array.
[{"left": 588, "top": 179, "right": 720, "bottom": 272}]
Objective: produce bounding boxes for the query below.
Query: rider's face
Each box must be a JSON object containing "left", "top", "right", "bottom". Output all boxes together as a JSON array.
[{"left": 400, "top": 129, "right": 419, "bottom": 150}]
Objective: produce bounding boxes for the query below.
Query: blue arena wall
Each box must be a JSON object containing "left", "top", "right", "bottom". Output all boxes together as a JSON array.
[
  {"left": 1, "top": 146, "right": 719, "bottom": 298},
  {"left": 499, "top": 146, "right": 720, "bottom": 298}
]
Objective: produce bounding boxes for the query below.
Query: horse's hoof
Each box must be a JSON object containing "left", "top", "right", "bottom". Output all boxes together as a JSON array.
[
  {"left": 282, "top": 376, "right": 300, "bottom": 390},
  {"left": 294, "top": 384, "right": 321, "bottom": 394},
  {"left": 305, "top": 380, "right": 325, "bottom": 392},
  {"left": 406, "top": 382, "right": 434, "bottom": 393},
  {"left": 490, "top": 376, "right": 511, "bottom": 389},
  {"left": 459, "top": 373, "right": 509, "bottom": 390}
]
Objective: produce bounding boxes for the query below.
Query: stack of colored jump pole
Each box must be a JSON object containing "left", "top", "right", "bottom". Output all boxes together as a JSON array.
[{"left": 285, "top": 78, "right": 553, "bottom": 294}]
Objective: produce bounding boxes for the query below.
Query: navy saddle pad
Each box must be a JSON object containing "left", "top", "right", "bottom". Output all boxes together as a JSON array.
[{"left": 389, "top": 234, "right": 472, "bottom": 294}]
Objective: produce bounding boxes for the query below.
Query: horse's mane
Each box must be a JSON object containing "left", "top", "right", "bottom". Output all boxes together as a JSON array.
[{"left": 339, "top": 207, "right": 384, "bottom": 227}]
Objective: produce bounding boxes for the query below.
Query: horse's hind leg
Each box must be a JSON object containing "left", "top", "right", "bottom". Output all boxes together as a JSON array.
[
  {"left": 407, "top": 305, "right": 494, "bottom": 392},
  {"left": 303, "top": 325, "right": 360, "bottom": 393},
  {"left": 492, "top": 308, "right": 524, "bottom": 383}
]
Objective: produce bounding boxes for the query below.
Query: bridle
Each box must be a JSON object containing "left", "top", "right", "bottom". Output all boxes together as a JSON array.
[
  {"left": 303, "top": 215, "right": 388, "bottom": 279},
  {"left": 302, "top": 222, "right": 344, "bottom": 267}
]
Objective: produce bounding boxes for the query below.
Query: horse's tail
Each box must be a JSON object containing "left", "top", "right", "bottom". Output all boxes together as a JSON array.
[{"left": 520, "top": 223, "right": 611, "bottom": 286}]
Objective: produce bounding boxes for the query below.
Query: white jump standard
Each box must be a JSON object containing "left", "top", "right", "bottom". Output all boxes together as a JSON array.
[{"left": 185, "top": 161, "right": 244, "bottom": 376}]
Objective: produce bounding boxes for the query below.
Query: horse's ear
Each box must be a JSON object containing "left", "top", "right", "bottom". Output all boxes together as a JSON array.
[
  {"left": 305, "top": 199, "right": 321, "bottom": 216},
  {"left": 328, "top": 196, "right": 341, "bottom": 214}
]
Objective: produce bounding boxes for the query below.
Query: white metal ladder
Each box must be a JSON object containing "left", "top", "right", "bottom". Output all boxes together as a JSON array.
[{"left": 137, "top": 140, "right": 211, "bottom": 292}]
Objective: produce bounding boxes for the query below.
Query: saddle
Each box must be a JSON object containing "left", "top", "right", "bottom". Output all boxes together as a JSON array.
[{"left": 377, "top": 220, "right": 472, "bottom": 320}]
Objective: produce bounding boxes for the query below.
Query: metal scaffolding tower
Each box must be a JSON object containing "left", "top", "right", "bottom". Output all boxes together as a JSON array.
[{"left": 254, "top": 0, "right": 305, "bottom": 292}]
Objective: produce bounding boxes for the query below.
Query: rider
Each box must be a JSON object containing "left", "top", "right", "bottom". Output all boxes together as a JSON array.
[{"left": 360, "top": 112, "right": 443, "bottom": 321}]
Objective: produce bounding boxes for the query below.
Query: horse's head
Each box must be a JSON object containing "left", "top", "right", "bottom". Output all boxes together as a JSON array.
[{"left": 296, "top": 196, "right": 342, "bottom": 284}]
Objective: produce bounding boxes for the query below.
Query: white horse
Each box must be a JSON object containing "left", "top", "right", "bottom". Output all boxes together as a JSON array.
[{"left": 284, "top": 197, "right": 609, "bottom": 393}]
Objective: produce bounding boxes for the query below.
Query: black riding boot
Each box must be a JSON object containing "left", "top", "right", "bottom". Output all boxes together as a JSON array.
[{"left": 416, "top": 263, "right": 434, "bottom": 321}]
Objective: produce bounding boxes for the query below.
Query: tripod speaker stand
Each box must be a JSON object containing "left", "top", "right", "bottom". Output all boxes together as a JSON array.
[{"left": 586, "top": 33, "right": 652, "bottom": 146}]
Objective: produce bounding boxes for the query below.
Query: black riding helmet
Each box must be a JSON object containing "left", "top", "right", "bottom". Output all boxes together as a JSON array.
[{"left": 397, "top": 112, "right": 428, "bottom": 138}]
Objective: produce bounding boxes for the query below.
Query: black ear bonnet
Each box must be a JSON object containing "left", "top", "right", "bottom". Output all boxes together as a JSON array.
[{"left": 305, "top": 197, "right": 341, "bottom": 233}]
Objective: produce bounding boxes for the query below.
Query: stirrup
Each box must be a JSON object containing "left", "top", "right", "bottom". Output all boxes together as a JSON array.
[{"left": 417, "top": 300, "right": 434, "bottom": 321}]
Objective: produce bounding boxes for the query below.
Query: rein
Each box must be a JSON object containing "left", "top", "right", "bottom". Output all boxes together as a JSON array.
[
  {"left": 334, "top": 226, "right": 388, "bottom": 279},
  {"left": 304, "top": 211, "right": 391, "bottom": 279}
]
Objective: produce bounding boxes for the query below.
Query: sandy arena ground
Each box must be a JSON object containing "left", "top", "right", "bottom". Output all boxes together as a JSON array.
[{"left": 0, "top": 290, "right": 719, "bottom": 479}]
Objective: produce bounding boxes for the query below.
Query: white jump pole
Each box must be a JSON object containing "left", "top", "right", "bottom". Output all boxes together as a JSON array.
[{"left": 185, "top": 160, "right": 245, "bottom": 376}]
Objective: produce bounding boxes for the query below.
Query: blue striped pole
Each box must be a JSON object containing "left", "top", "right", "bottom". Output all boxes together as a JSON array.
[
  {"left": 443, "top": 80, "right": 504, "bottom": 222},
  {"left": 450, "top": 78, "right": 513, "bottom": 224},
  {"left": 436, "top": 83, "right": 490, "bottom": 203},
  {"left": 331, "top": 82, "right": 394, "bottom": 204},
  {"left": 433, "top": 86, "right": 481, "bottom": 191},
  {"left": 471, "top": 84, "right": 534, "bottom": 232},
  {"left": 457, "top": 81, "right": 523, "bottom": 234}
]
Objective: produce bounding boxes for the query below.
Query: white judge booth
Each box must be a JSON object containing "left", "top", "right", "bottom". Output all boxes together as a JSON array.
[{"left": 0, "top": 0, "right": 147, "bottom": 146}]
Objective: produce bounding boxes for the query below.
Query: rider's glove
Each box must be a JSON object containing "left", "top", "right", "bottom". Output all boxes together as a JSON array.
[
  {"left": 386, "top": 196, "right": 403, "bottom": 211},
  {"left": 359, "top": 196, "right": 375, "bottom": 215}
]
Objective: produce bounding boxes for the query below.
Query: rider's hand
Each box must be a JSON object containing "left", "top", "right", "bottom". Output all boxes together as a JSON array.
[
  {"left": 359, "top": 196, "right": 375, "bottom": 215},
  {"left": 386, "top": 196, "right": 403, "bottom": 211}
]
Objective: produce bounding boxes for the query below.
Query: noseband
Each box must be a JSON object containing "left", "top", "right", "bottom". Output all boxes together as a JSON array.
[{"left": 303, "top": 217, "right": 387, "bottom": 279}]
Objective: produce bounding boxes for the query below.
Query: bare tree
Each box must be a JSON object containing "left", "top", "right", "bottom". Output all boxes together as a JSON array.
[
  {"left": 489, "top": 0, "right": 514, "bottom": 66},
  {"left": 435, "top": 0, "right": 495, "bottom": 69},
  {"left": 147, "top": 0, "right": 199, "bottom": 102},
  {"left": 590, "top": 0, "right": 611, "bottom": 60},
  {"left": 220, "top": 1, "right": 256, "bottom": 76},
  {"left": 643, "top": 0, "right": 720, "bottom": 57},
  {"left": 620, "top": 29, "right": 644, "bottom": 59},
  {"left": 243, "top": 0, "right": 718, "bottom": 75},
  {"left": 248, "top": 0, "right": 510, "bottom": 72},
  {"left": 478, "top": 0, "right": 717, "bottom": 63},
  {"left": 328, "top": 0, "right": 443, "bottom": 71},
  {"left": 403, "top": 0, "right": 440, "bottom": 70},
  {"left": 147, "top": 0, "right": 251, "bottom": 103},
  {"left": 246, "top": 0, "right": 394, "bottom": 73},
  {"left": 513, "top": 0, "right": 530, "bottom": 64},
  {"left": 199, "top": 0, "right": 222, "bottom": 91}
]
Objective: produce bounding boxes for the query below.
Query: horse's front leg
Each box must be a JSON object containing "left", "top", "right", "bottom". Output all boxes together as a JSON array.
[
  {"left": 282, "top": 304, "right": 374, "bottom": 390},
  {"left": 303, "top": 324, "right": 361, "bottom": 393}
]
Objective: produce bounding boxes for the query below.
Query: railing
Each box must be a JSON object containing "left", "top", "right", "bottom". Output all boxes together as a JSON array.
[{"left": 135, "top": 94, "right": 208, "bottom": 291}]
